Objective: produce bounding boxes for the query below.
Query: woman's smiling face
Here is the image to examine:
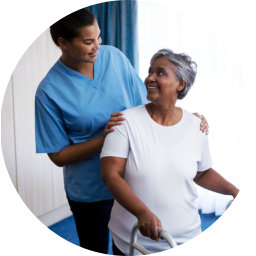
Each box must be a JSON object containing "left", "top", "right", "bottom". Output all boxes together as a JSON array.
[
  {"left": 144, "top": 57, "right": 185, "bottom": 104},
  {"left": 59, "top": 19, "right": 102, "bottom": 64}
]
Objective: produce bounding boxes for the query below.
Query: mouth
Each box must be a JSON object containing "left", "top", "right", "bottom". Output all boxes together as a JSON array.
[
  {"left": 146, "top": 84, "right": 159, "bottom": 92},
  {"left": 88, "top": 51, "right": 97, "bottom": 58}
]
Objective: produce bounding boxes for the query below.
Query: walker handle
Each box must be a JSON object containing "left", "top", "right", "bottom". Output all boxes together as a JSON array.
[
  {"left": 129, "top": 223, "right": 177, "bottom": 255},
  {"left": 157, "top": 227, "right": 177, "bottom": 248}
]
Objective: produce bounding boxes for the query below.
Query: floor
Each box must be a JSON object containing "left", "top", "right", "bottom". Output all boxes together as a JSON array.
[{"left": 49, "top": 212, "right": 220, "bottom": 254}]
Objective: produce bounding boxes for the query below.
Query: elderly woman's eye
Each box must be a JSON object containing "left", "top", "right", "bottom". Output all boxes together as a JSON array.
[{"left": 158, "top": 71, "right": 164, "bottom": 76}]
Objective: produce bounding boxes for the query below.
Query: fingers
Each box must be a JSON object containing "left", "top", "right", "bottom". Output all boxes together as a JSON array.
[
  {"left": 108, "top": 112, "right": 125, "bottom": 125},
  {"left": 138, "top": 213, "right": 162, "bottom": 241},
  {"left": 146, "top": 220, "right": 158, "bottom": 241},
  {"left": 154, "top": 218, "right": 162, "bottom": 241},
  {"left": 199, "top": 115, "right": 209, "bottom": 135},
  {"left": 104, "top": 127, "right": 115, "bottom": 135},
  {"left": 105, "top": 120, "right": 124, "bottom": 129},
  {"left": 109, "top": 116, "right": 125, "bottom": 123},
  {"left": 139, "top": 223, "right": 158, "bottom": 241},
  {"left": 193, "top": 113, "right": 209, "bottom": 135},
  {"left": 193, "top": 112, "right": 200, "bottom": 118},
  {"left": 110, "top": 112, "right": 124, "bottom": 117},
  {"left": 151, "top": 222, "right": 159, "bottom": 241},
  {"left": 104, "top": 121, "right": 123, "bottom": 133},
  {"left": 103, "top": 112, "right": 125, "bottom": 136}
]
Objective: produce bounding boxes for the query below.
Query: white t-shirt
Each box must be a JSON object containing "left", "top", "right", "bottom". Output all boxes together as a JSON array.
[{"left": 101, "top": 105, "right": 212, "bottom": 254}]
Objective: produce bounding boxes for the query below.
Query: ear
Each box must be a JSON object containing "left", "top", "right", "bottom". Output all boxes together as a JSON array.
[
  {"left": 57, "top": 37, "right": 69, "bottom": 50},
  {"left": 177, "top": 80, "right": 186, "bottom": 92}
]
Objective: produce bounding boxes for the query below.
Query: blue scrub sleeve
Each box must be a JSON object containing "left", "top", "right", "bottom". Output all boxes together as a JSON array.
[
  {"left": 126, "top": 60, "right": 148, "bottom": 106},
  {"left": 35, "top": 88, "right": 70, "bottom": 153}
]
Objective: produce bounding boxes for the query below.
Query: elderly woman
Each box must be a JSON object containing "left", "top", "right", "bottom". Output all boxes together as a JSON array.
[{"left": 100, "top": 49, "right": 239, "bottom": 255}]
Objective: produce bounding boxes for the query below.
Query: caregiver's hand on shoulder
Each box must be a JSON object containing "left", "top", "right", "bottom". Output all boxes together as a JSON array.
[
  {"left": 103, "top": 112, "right": 125, "bottom": 137},
  {"left": 137, "top": 209, "right": 162, "bottom": 241},
  {"left": 193, "top": 112, "right": 209, "bottom": 135}
]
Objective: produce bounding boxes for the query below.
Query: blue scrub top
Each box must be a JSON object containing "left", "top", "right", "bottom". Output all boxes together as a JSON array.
[{"left": 35, "top": 45, "right": 147, "bottom": 202}]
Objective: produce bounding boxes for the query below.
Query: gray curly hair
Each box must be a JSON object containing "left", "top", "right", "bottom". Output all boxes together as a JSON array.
[{"left": 150, "top": 49, "right": 197, "bottom": 99}]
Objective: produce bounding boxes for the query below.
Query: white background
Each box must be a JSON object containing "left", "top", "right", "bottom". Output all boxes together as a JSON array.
[{"left": 0, "top": 0, "right": 256, "bottom": 255}]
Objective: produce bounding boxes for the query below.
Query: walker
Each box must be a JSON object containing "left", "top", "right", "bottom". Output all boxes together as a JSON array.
[{"left": 129, "top": 223, "right": 177, "bottom": 255}]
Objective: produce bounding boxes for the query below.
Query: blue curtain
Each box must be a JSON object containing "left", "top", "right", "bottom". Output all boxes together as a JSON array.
[{"left": 86, "top": 0, "right": 139, "bottom": 72}]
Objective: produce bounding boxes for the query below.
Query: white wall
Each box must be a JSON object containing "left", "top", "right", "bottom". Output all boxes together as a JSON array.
[{"left": 1, "top": 29, "right": 71, "bottom": 226}]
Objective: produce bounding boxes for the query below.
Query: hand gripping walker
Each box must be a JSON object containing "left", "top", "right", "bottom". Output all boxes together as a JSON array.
[{"left": 129, "top": 223, "right": 177, "bottom": 255}]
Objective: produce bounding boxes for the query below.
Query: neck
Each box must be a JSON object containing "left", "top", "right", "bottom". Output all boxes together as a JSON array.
[
  {"left": 146, "top": 102, "right": 182, "bottom": 126},
  {"left": 60, "top": 55, "right": 94, "bottom": 79}
]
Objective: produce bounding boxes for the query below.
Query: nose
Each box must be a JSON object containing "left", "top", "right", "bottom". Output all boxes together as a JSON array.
[
  {"left": 146, "top": 73, "right": 156, "bottom": 83},
  {"left": 94, "top": 38, "right": 101, "bottom": 50},
  {"left": 93, "top": 42, "right": 99, "bottom": 50}
]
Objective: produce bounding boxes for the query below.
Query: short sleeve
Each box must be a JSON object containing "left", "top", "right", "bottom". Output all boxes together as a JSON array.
[
  {"left": 100, "top": 121, "right": 130, "bottom": 159},
  {"left": 117, "top": 50, "right": 147, "bottom": 106},
  {"left": 127, "top": 63, "right": 148, "bottom": 106},
  {"left": 197, "top": 135, "right": 212, "bottom": 172},
  {"left": 35, "top": 88, "right": 70, "bottom": 153}
]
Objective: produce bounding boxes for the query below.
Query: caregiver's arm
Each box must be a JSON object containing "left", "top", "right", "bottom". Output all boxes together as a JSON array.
[
  {"left": 48, "top": 136, "right": 105, "bottom": 167},
  {"left": 101, "top": 156, "right": 162, "bottom": 241},
  {"left": 48, "top": 112, "right": 124, "bottom": 167},
  {"left": 194, "top": 168, "right": 239, "bottom": 198}
]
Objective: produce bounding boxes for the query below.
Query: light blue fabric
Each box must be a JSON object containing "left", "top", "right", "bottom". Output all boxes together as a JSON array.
[
  {"left": 86, "top": 0, "right": 139, "bottom": 72},
  {"left": 35, "top": 45, "right": 147, "bottom": 202}
]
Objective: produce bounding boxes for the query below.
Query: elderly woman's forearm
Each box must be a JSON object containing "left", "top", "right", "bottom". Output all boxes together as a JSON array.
[
  {"left": 194, "top": 168, "right": 239, "bottom": 198},
  {"left": 101, "top": 158, "right": 150, "bottom": 218},
  {"left": 105, "top": 173, "right": 149, "bottom": 217},
  {"left": 101, "top": 167, "right": 161, "bottom": 240}
]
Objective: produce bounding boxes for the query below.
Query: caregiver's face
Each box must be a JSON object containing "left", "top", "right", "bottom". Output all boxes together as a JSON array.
[
  {"left": 62, "top": 19, "right": 102, "bottom": 63},
  {"left": 144, "top": 57, "right": 183, "bottom": 103}
]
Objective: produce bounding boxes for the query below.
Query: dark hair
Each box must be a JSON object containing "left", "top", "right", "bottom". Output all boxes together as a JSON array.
[
  {"left": 50, "top": 8, "right": 96, "bottom": 46},
  {"left": 151, "top": 49, "right": 197, "bottom": 99}
]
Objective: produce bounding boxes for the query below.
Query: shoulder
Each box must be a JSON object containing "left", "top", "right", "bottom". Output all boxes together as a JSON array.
[
  {"left": 36, "top": 61, "right": 58, "bottom": 89},
  {"left": 100, "top": 45, "right": 122, "bottom": 54},
  {"left": 182, "top": 108, "right": 201, "bottom": 126},
  {"left": 100, "top": 45, "right": 128, "bottom": 60},
  {"left": 36, "top": 78, "right": 50, "bottom": 99},
  {"left": 121, "top": 105, "right": 146, "bottom": 121},
  {"left": 111, "top": 106, "right": 146, "bottom": 137},
  {"left": 36, "top": 60, "right": 64, "bottom": 98},
  {"left": 36, "top": 76, "right": 54, "bottom": 100},
  {"left": 122, "top": 105, "right": 145, "bottom": 115},
  {"left": 182, "top": 108, "right": 206, "bottom": 137}
]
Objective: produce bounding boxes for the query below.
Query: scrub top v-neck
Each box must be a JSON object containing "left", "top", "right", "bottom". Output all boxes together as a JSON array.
[{"left": 57, "top": 51, "right": 102, "bottom": 90}]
